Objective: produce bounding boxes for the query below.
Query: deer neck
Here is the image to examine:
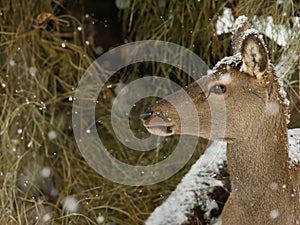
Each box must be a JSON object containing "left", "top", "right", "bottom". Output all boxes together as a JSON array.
[{"left": 226, "top": 111, "right": 294, "bottom": 220}]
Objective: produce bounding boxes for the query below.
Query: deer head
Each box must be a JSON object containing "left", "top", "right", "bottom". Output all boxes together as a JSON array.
[{"left": 142, "top": 17, "right": 287, "bottom": 143}]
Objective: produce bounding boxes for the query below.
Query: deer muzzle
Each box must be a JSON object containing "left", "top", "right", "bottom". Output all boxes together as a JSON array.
[{"left": 141, "top": 109, "right": 177, "bottom": 136}]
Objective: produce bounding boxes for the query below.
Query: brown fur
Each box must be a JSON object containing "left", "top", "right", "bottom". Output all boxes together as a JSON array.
[{"left": 143, "top": 17, "right": 300, "bottom": 224}]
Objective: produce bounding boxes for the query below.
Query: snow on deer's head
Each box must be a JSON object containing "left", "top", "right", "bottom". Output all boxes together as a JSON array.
[{"left": 142, "top": 16, "right": 287, "bottom": 142}]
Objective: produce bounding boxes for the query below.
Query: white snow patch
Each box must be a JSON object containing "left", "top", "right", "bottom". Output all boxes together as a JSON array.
[
  {"left": 277, "top": 81, "right": 290, "bottom": 123},
  {"left": 62, "top": 196, "right": 79, "bottom": 213},
  {"left": 278, "top": 85, "right": 287, "bottom": 99},
  {"left": 215, "top": 8, "right": 300, "bottom": 47},
  {"left": 288, "top": 129, "right": 300, "bottom": 167},
  {"left": 234, "top": 15, "right": 248, "bottom": 31},
  {"left": 206, "top": 69, "right": 214, "bottom": 75},
  {"left": 283, "top": 98, "right": 290, "bottom": 107},
  {"left": 252, "top": 15, "right": 297, "bottom": 47},
  {"left": 220, "top": 73, "right": 232, "bottom": 85},
  {"left": 145, "top": 141, "right": 226, "bottom": 225},
  {"left": 216, "top": 8, "right": 234, "bottom": 35},
  {"left": 213, "top": 53, "right": 242, "bottom": 71},
  {"left": 277, "top": 79, "right": 290, "bottom": 118},
  {"left": 242, "top": 27, "right": 259, "bottom": 38}
]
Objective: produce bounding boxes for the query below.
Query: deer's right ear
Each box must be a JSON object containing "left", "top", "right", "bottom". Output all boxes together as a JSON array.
[
  {"left": 232, "top": 16, "right": 252, "bottom": 54},
  {"left": 240, "top": 30, "right": 268, "bottom": 80}
]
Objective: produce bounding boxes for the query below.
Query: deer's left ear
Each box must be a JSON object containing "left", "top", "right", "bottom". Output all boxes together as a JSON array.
[{"left": 241, "top": 30, "right": 268, "bottom": 79}]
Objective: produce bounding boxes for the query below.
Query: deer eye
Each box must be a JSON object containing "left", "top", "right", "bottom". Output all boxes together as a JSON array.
[{"left": 210, "top": 84, "right": 226, "bottom": 94}]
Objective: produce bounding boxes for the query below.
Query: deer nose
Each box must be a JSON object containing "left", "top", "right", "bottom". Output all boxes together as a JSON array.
[{"left": 140, "top": 110, "right": 153, "bottom": 123}]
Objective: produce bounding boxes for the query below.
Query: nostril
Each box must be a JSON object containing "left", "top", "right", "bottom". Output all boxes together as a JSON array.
[
  {"left": 140, "top": 111, "right": 153, "bottom": 122},
  {"left": 166, "top": 126, "right": 172, "bottom": 133}
]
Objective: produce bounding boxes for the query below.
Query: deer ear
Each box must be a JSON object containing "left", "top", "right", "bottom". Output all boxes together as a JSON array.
[
  {"left": 232, "top": 16, "right": 252, "bottom": 54},
  {"left": 241, "top": 30, "right": 268, "bottom": 79}
]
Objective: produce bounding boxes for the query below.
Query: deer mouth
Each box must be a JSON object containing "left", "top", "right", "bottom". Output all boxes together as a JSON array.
[
  {"left": 141, "top": 112, "right": 176, "bottom": 136},
  {"left": 145, "top": 125, "right": 175, "bottom": 136}
]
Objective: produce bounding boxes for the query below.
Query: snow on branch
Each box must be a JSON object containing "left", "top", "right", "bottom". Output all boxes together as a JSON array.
[{"left": 216, "top": 8, "right": 299, "bottom": 47}]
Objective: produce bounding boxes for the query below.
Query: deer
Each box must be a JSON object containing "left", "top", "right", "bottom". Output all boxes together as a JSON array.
[{"left": 142, "top": 16, "right": 300, "bottom": 225}]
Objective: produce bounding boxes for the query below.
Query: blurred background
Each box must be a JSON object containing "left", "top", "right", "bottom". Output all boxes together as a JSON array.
[{"left": 0, "top": 0, "right": 299, "bottom": 224}]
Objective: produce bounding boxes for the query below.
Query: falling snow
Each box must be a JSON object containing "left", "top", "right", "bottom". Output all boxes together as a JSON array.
[
  {"left": 9, "top": 60, "right": 16, "bottom": 66},
  {"left": 96, "top": 215, "right": 105, "bottom": 224},
  {"left": 29, "top": 67, "right": 37, "bottom": 76},
  {"left": 42, "top": 213, "right": 52, "bottom": 222},
  {"left": 95, "top": 46, "right": 104, "bottom": 55},
  {"left": 270, "top": 209, "right": 279, "bottom": 219},
  {"left": 48, "top": 130, "right": 57, "bottom": 140},
  {"left": 270, "top": 182, "right": 279, "bottom": 191},
  {"left": 62, "top": 196, "right": 79, "bottom": 213},
  {"left": 40, "top": 167, "right": 51, "bottom": 178},
  {"left": 115, "top": 0, "right": 130, "bottom": 9}
]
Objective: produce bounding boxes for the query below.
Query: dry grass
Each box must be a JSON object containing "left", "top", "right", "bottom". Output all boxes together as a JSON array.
[
  {"left": 0, "top": 0, "right": 299, "bottom": 225},
  {"left": 0, "top": 0, "right": 205, "bottom": 224}
]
